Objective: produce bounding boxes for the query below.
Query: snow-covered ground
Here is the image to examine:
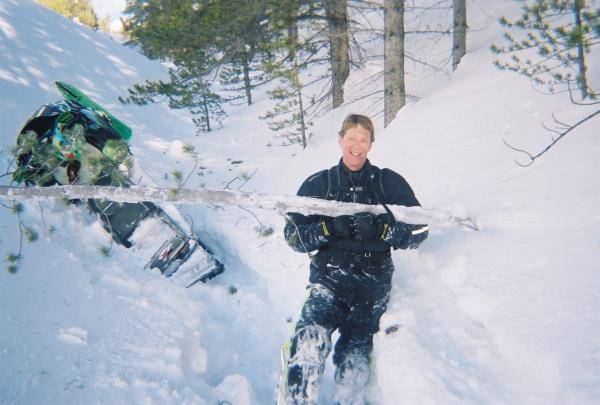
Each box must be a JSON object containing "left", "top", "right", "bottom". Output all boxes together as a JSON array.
[{"left": 1, "top": 0, "right": 599, "bottom": 404}]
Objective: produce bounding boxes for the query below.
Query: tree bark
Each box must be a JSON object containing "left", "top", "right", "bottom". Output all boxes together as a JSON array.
[
  {"left": 287, "top": 9, "right": 307, "bottom": 148},
  {"left": 573, "top": 0, "right": 589, "bottom": 99},
  {"left": 383, "top": 0, "right": 405, "bottom": 127},
  {"left": 0, "top": 185, "right": 479, "bottom": 230},
  {"left": 325, "top": 0, "right": 350, "bottom": 108},
  {"left": 202, "top": 93, "right": 211, "bottom": 132},
  {"left": 295, "top": 70, "right": 307, "bottom": 149},
  {"left": 452, "top": 0, "right": 467, "bottom": 70},
  {"left": 242, "top": 48, "right": 253, "bottom": 105}
]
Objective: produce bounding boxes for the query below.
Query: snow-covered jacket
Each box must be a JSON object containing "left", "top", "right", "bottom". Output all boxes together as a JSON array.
[{"left": 284, "top": 159, "right": 428, "bottom": 254}]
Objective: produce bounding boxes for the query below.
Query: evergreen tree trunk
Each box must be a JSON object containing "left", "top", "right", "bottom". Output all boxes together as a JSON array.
[
  {"left": 452, "top": 0, "right": 467, "bottom": 71},
  {"left": 242, "top": 49, "right": 253, "bottom": 105},
  {"left": 295, "top": 70, "right": 307, "bottom": 149},
  {"left": 325, "top": 0, "right": 350, "bottom": 108},
  {"left": 573, "top": 0, "right": 589, "bottom": 99},
  {"left": 289, "top": 19, "right": 307, "bottom": 149},
  {"left": 202, "top": 93, "right": 211, "bottom": 132},
  {"left": 383, "top": 0, "right": 405, "bottom": 127}
]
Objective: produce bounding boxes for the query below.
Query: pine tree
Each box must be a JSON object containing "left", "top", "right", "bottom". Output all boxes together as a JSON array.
[
  {"left": 122, "top": 1, "right": 224, "bottom": 132},
  {"left": 493, "top": 0, "right": 599, "bottom": 165},
  {"left": 261, "top": 1, "right": 306, "bottom": 148},
  {"left": 121, "top": 63, "right": 226, "bottom": 134},
  {"left": 260, "top": 0, "right": 335, "bottom": 148},
  {"left": 219, "top": 59, "right": 257, "bottom": 105},
  {"left": 216, "top": 0, "right": 273, "bottom": 106},
  {"left": 37, "top": 0, "right": 98, "bottom": 29},
  {"left": 123, "top": 0, "right": 271, "bottom": 129},
  {"left": 492, "top": 0, "right": 599, "bottom": 100}
]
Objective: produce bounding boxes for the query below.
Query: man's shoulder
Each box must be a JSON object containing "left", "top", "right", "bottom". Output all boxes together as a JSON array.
[
  {"left": 375, "top": 166, "right": 420, "bottom": 206},
  {"left": 376, "top": 166, "right": 409, "bottom": 186},
  {"left": 303, "top": 168, "right": 329, "bottom": 184},
  {"left": 372, "top": 163, "right": 420, "bottom": 202},
  {"left": 297, "top": 168, "right": 330, "bottom": 197}
]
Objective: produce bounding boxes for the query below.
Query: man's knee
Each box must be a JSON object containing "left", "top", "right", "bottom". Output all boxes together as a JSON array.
[
  {"left": 284, "top": 324, "right": 333, "bottom": 403},
  {"left": 334, "top": 298, "right": 387, "bottom": 361},
  {"left": 333, "top": 350, "right": 372, "bottom": 405},
  {"left": 290, "top": 324, "right": 332, "bottom": 362},
  {"left": 295, "top": 283, "right": 343, "bottom": 332},
  {"left": 332, "top": 335, "right": 373, "bottom": 367}
]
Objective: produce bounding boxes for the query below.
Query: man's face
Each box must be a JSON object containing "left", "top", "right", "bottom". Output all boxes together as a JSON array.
[{"left": 339, "top": 124, "right": 372, "bottom": 171}]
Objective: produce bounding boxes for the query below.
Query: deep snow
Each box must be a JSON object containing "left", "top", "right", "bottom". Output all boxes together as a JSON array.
[{"left": 1, "top": 0, "right": 599, "bottom": 404}]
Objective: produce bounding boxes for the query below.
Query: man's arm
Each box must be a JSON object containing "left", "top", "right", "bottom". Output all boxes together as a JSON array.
[
  {"left": 381, "top": 220, "right": 428, "bottom": 250},
  {"left": 380, "top": 170, "right": 428, "bottom": 250},
  {"left": 284, "top": 213, "right": 330, "bottom": 253},
  {"left": 283, "top": 171, "right": 331, "bottom": 254}
]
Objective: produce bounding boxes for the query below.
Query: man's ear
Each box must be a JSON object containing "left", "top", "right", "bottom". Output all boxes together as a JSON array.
[{"left": 338, "top": 135, "right": 343, "bottom": 147}]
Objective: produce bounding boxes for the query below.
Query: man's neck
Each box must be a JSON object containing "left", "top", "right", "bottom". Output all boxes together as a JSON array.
[{"left": 340, "top": 158, "right": 369, "bottom": 173}]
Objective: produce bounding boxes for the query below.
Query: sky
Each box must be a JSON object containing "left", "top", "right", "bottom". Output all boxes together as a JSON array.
[{"left": 91, "top": 0, "right": 125, "bottom": 19}]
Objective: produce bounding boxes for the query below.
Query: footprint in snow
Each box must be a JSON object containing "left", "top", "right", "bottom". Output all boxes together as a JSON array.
[{"left": 57, "top": 327, "right": 88, "bottom": 345}]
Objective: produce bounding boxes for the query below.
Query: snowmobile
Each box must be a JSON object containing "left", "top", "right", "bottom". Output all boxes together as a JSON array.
[{"left": 12, "top": 81, "right": 224, "bottom": 287}]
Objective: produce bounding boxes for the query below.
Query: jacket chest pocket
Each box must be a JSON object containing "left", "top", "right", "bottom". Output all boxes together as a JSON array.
[{"left": 344, "top": 192, "right": 372, "bottom": 204}]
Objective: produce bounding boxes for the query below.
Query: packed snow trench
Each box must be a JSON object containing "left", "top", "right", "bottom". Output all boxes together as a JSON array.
[{"left": 1, "top": 1, "right": 599, "bottom": 404}]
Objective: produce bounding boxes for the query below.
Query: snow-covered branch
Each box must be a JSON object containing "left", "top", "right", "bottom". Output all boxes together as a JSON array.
[{"left": 0, "top": 185, "right": 479, "bottom": 231}]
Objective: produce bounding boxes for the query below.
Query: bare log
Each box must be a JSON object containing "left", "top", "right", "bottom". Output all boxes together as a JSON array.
[{"left": 0, "top": 185, "right": 479, "bottom": 231}]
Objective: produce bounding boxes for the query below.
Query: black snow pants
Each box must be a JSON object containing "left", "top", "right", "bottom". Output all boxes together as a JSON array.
[{"left": 285, "top": 249, "right": 394, "bottom": 403}]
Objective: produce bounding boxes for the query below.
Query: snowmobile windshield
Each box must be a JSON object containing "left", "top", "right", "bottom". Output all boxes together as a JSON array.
[{"left": 30, "top": 101, "right": 71, "bottom": 120}]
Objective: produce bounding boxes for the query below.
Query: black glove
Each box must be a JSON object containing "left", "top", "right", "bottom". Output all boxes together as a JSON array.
[
  {"left": 354, "top": 212, "right": 378, "bottom": 241},
  {"left": 374, "top": 213, "right": 396, "bottom": 240},
  {"left": 323, "top": 215, "right": 355, "bottom": 238}
]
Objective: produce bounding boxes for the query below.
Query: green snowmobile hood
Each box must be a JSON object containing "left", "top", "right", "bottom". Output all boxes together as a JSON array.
[{"left": 55, "top": 81, "right": 132, "bottom": 141}]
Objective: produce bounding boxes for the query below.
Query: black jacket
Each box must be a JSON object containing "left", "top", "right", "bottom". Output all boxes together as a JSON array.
[{"left": 284, "top": 159, "right": 428, "bottom": 254}]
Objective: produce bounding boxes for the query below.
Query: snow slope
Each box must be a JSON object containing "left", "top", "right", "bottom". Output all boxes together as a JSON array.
[{"left": 1, "top": 0, "right": 599, "bottom": 404}]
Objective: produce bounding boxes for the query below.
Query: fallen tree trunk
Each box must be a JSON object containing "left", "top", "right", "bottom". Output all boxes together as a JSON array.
[{"left": 0, "top": 185, "right": 479, "bottom": 230}]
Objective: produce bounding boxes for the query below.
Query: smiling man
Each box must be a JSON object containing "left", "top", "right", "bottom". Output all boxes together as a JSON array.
[{"left": 279, "top": 114, "right": 429, "bottom": 404}]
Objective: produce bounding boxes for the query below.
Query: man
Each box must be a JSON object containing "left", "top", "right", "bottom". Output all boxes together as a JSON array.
[{"left": 280, "top": 114, "right": 428, "bottom": 405}]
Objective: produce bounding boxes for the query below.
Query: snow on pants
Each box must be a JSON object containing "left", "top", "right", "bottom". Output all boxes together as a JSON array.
[{"left": 285, "top": 250, "right": 394, "bottom": 403}]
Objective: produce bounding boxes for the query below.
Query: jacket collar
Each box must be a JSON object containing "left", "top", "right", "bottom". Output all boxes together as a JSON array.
[{"left": 338, "top": 158, "right": 372, "bottom": 184}]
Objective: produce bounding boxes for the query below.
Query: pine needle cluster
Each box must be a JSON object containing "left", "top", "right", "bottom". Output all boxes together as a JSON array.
[{"left": 492, "top": 0, "right": 598, "bottom": 99}]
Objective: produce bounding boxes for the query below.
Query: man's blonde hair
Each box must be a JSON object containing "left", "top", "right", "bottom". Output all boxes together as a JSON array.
[{"left": 338, "top": 114, "right": 375, "bottom": 142}]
